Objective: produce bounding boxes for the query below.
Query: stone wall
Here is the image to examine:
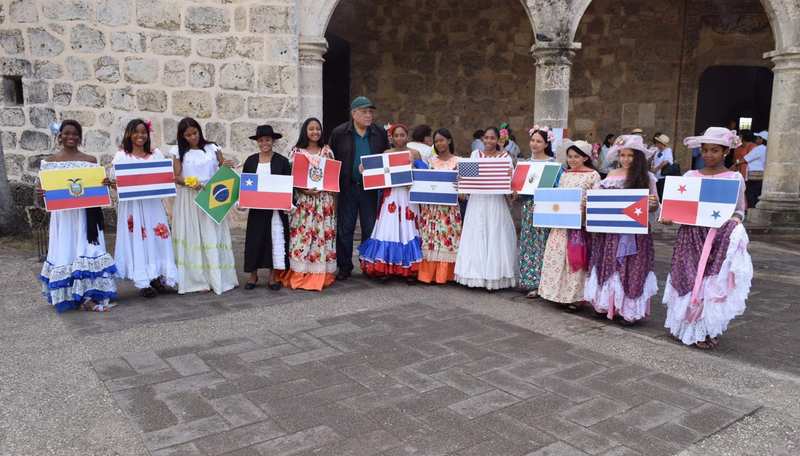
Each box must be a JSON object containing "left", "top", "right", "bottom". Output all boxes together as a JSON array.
[
  {"left": 569, "top": 0, "right": 774, "bottom": 164},
  {"left": 0, "top": 0, "right": 301, "bottom": 186},
  {"left": 327, "top": 0, "right": 537, "bottom": 154}
]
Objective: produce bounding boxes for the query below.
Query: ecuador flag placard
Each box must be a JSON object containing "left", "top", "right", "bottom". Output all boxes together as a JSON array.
[
  {"left": 194, "top": 166, "right": 240, "bottom": 224},
  {"left": 39, "top": 165, "right": 111, "bottom": 212}
]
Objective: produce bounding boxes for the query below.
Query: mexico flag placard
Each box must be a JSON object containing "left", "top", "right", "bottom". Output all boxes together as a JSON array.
[
  {"left": 239, "top": 173, "right": 293, "bottom": 211},
  {"left": 292, "top": 153, "right": 341, "bottom": 192},
  {"left": 511, "top": 161, "right": 562, "bottom": 195},
  {"left": 659, "top": 176, "right": 741, "bottom": 228}
]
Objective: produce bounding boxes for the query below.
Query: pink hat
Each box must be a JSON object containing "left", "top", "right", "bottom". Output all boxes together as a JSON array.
[
  {"left": 605, "top": 134, "right": 655, "bottom": 163},
  {"left": 683, "top": 127, "right": 742, "bottom": 149}
]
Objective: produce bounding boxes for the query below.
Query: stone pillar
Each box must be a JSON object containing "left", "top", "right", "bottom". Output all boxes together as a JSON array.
[
  {"left": 531, "top": 42, "right": 581, "bottom": 128},
  {"left": 749, "top": 48, "right": 800, "bottom": 226},
  {"left": 298, "top": 36, "right": 328, "bottom": 122}
]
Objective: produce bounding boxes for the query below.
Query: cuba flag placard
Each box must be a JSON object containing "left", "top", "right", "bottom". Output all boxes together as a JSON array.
[
  {"left": 532, "top": 188, "right": 583, "bottom": 229},
  {"left": 409, "top": 169, "right": 458, "bottom": 206},
  {"left": 586, "top": 189, "right": 649, "bottom": 234},
  {"left": 39, "top": 165, "right": 111, "bottom": 212}
]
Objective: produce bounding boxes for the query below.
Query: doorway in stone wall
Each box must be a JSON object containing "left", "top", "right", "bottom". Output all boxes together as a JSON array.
[
  {"left": 322, "top": 33, "right": 351, "bottom": 143},
  {"left": 695, "top": 66, "right": 773, "bottom": 135}
]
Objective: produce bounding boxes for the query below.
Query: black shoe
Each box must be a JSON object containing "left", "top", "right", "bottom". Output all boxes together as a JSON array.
[
  {"left": 139, "top": 287, "right": 157, "bottom": 298},
  {"left": 268, "top": 282, "right": 282, "bottom": 291},
  {"left": 336, "top": 271, "right": 351, "bottom": 281},
  {"left": 244, "top": 282, "right": 257, "bottom": 290}
]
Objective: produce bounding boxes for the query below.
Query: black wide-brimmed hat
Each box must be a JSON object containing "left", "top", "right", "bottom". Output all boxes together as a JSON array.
[{"left": 249, "top": 124, "right": 283, "bottom": 140}]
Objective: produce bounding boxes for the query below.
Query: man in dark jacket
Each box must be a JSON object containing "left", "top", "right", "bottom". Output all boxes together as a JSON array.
[{"left": 329, "top": 96, "right": 390, "bottom": 280}]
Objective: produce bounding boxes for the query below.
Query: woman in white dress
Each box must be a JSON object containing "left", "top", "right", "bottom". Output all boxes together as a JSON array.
[
  {"left": 454, "top": 127, "right": 517, "bottom": 290},
  {"left": 170, "top": 117, "right": 239, "bottom": 294},
  {"left": 111, "top": 119, "right": 178, "bottom": 298},
  {"left": 38, "top": 120, "right": 117, "bottom": 312}
]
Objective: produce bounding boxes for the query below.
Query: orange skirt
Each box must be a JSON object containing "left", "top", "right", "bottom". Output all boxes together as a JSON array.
[
  {"left": 278, "top": 270, "right": 335, "bottom": 291},
  {"left": 417, "top": 261, "right": 455, "bottom": 284}
]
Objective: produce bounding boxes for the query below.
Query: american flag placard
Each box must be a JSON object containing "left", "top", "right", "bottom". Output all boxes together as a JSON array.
[
  {"left": 113, "top": 159, "right": 176, "bottom": 201},
  {"left": 457, "top": 158, "right": 512, "bottom": 194}
]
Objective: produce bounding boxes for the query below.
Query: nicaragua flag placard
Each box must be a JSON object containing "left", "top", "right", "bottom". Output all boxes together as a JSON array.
[
  {"left": 39, "top": 165, "right": 111, "bottom": 212},
  {"left": 511, "top": 161, "right": 562, "bottom": 195},
  {"left": 409, "top": 169, "right": 458, "bottom": 206},
  {"left": 532, "top": 188, "right": 583, "bottom": 229},
  {"left": 239, "top": 173, "right": 293, "bottom": 211},
  {"left": 659, "top": 176, "right": 740, "bottom": 228},
  {"left": 194, "top": 166, "right": 239, "bottom": 224},
  {"left": 361, "top": 151, "right": 413, "bottom": 190},
  {"left": 113, "top": 159, "right": 176, "bottom": 201},
  {"left": 586, "top": 189, "right": 649, "bottom": 234},
  {"left": 292, "top": 153, "right": 341, "bottom": 192}
]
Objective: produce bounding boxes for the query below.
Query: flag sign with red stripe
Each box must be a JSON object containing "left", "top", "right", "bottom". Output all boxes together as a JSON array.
[
  {"left": 239, "top": 173, "right": 293, "bottom": 211},
  {"left": 292, "top": 153, "right": 341, "bottom": 192},
  {"left": 457, "top": 158, "right": 513, "bottom": 194},
  {"left": 113, "top": 159, "right": 176, "bottom": 201},
  {"left": 361, "top": 151, "right": 413, "bottom": 190},
  {"left": 39, "top": 165, "right": 111, "bottom": 212}
]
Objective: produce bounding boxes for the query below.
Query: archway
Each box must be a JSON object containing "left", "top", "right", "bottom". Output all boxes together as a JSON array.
[{"left": 695, "top": 65, "right": 773, "bottom": 135}]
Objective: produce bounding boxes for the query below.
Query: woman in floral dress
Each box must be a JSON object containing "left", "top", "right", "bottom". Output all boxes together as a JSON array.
[
  {"left": 417, "top": 128, "right": 462, "bottom": 284},
  {"left": 538, "top": 140, "right": 601, "bottom": 310},
  {"left": 280, "top": 118, "right": 338, "bottom": 291},
  {"left": 518, "top": 126, "right": 560, "bottom": 298},
  {"left": 112, "top": 118, "right": 178, "bottom": 298}
]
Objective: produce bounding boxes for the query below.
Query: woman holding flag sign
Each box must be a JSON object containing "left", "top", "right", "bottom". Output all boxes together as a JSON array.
[
  {"left": 583, "top": 135, "right": 659, "bottom": 324},
  {"left": 280, "top": 118, "right": 338, "bottom": 291},
  {"left": 111, "top": 119, "right": 178, "bottom": 298},
  {"left": 660, "top": 127, "right": 751, "bottom": 349},
  {"left": 170, "top": 118, "right": 238, "bottom": 295}
]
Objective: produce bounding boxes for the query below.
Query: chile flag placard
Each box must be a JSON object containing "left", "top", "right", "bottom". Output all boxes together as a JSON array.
[
  {"left": 240, "top": 173, "right": 293, "bottom": 211},
  {"left": 586, "top": 189, "right": 650, "bottom": 234},
  {"left": 360, "top": 151, "right": 413, "bottom": 190},
  {"left": 292, "top": 153, "right": 341, "bottom": 192},
  {"left": 659, "top": 176, "right": 741, "bottom": 228}
]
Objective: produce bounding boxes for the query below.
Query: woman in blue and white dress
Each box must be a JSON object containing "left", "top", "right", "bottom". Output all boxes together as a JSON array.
[{"left": 39, "top": 120, "right": 117, "bottom": 312}]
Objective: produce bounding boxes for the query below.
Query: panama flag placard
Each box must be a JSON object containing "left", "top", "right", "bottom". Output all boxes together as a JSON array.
[
  {"left": 292, "top": 153, "right": 341, "bottom": 192},
  {"left": 113, "top": 159, "right": 176, "bottom": 201},
  {"left": 532, "top": 188, "right": 583, "bottom": 229},
  {"left": 239, "top": 173, "right": 293, "bottom": 211},
  {"left": 659, "top": 176, "right": 741, "bottom": 228},
  {"left": 409, "top": 169, "right": 458, "bottom": 206},
  {"left": 511, "top": 161, "right": 562, "bottom": 195},
  {"left": 586, "top": 189, "right": 650, "bottom": 234},
  {"left": 39, "top": 165, "right": 111, "bottom": 212},
  {"left": 361, "top": 151, "right": 413, "bottom": 190}
]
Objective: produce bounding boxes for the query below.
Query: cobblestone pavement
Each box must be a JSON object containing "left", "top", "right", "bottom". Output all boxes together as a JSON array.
[{"left": 2, "top": 234, "right": 799, "bottom": 455}]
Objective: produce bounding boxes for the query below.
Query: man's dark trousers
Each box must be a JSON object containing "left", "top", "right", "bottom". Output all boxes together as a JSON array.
[{"left": 336, "top": 182, "right": 378, "bottom": 275}]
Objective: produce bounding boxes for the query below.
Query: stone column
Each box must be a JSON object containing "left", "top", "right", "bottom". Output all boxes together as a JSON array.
[
  {"left": 531, "top": 42, "right": 581, "bottom": 128},
  {"left": 297, "top": 36, "right": 328, "bottom": 122},
  {"left": 749, "top": 48, "right": 800, "bottom": 226}
]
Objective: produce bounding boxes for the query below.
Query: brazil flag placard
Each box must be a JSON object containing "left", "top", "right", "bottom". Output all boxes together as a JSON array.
[{"left": 194, "top": 166, "right": 240, "bottom": 224}]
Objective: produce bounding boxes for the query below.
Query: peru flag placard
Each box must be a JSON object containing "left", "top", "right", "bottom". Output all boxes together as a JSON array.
[
  {"left": 659, "top": 176, "right": 741, "bottom": 228},
  {"left": 239, "top": 173, "right": 293, "bottom": 211},
  {"left": 292, "top": 153, "right": 341, "bottom": 192},
  {"left": 361, "top": 151, "right": 413, "bottom": 190},
  {"left": 113, "top": 159, "right": 176, "bottom": 201}
]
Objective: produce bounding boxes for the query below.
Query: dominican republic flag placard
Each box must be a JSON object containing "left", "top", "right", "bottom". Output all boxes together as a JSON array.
[
  {"left": 511, "top": 161, "right": 562, "bottom": 195},
  {"left": 361, "top": 151, "right": 413, "bottom": 190},
  {"left": 659, "top": 176, "right": 741, "bottom": 228},
  {"left": 532, "top": 188, "right": 583, "bottom": 229},
  {"left": 586, "top": 189, "right": 649, "bottom": 234},
  {"left": 409, "top": 169, "right": 458, "bottom": 206},
  {"left": 239, "top": 173, "right": 293, "bottom": 211},
  {"left": 292, "top": 153, "right": 341, "bottom": 192},
  {"left": 113, "top": 159, "right": 176, "bottom": 201}
]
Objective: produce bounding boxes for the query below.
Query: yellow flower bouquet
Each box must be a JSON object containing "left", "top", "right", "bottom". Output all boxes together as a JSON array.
[{"left": 184, "top": 176, "right": 199, "bottom": 188}]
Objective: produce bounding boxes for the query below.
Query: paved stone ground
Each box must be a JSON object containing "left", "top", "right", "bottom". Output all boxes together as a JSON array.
[{"left": 2, "top": 232, "right": 799, "bottom": 455}]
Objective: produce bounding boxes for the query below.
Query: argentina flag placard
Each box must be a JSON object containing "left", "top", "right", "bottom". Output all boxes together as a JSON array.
[
  {"left": 409, "top": 169, "right": 458, "bottom": 206},
  {"left": 532, "top": 188, "right": 583, "bottom": 229}
]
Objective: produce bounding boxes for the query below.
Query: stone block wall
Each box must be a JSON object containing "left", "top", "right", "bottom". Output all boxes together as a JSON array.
[
  {"left": 0, "top": 0, "right": 301, "bottom": 188},
  {"left": 327, "top": 0, "right": 537, "bottom": 154}
]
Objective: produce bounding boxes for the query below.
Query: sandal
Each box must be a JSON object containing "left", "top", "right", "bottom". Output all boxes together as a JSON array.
[
  {"left": 140, "top": 287, "right": 157, "bottom": 298},
  {"left": 526, "top": 290, "right": 539, "bottom": 299},
  {"left": 81, "top": 302, "right": 112, "bottom": 312}
]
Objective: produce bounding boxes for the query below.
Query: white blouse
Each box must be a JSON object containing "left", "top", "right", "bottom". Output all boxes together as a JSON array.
[{"left": 169, "top": 143, "right": 220, "bottom": 184}]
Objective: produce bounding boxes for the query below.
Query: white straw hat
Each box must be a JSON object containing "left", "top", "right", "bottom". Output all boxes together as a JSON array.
[{"left": 683, "top": 127, "right": 742, "bottom": 149}]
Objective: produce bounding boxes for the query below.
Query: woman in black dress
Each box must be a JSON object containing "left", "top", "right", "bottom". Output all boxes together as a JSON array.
[{"left": 242, "top": 125, "right": 291, "bottom": 290}]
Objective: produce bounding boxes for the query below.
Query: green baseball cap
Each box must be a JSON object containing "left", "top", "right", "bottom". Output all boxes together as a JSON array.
[{"left": 351, "top": 96, "right": 376, "bottom": 111}]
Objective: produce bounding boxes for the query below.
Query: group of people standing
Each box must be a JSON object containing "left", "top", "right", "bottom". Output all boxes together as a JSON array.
[{"left": 37, "top": 96, "right": 752, "bottom": 350}]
